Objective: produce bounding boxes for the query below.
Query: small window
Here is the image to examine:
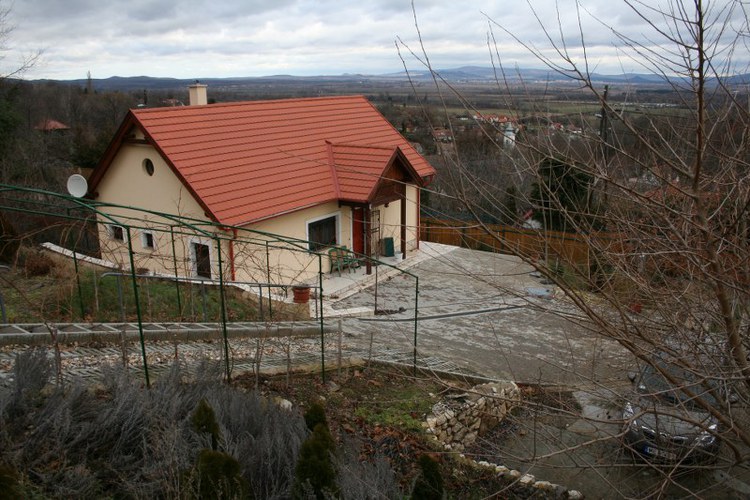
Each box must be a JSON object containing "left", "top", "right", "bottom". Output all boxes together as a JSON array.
[
  {"left": 143, "top": 158, "right": 155, "bottom": 176},
  {"left": 308, "top": 215, "right": 337, "bottom": 251},
  {"left": 110, "top": 225, "right": 125, "bottom": 242},
  {"left": 141, "top": 231, "right": 155, "bottom": 250}
]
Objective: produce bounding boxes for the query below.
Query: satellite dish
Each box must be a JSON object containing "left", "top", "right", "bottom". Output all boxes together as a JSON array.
[{"left": 66, "top": 174, "right": 88, "bottom": 198}]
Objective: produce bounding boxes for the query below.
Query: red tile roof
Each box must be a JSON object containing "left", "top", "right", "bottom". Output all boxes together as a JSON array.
[
  {"left": 91, "top": 95, "right": 435, "bottom": 226},
  {"left": 35, "top": 119, "right": 70, "bottom": 131}
]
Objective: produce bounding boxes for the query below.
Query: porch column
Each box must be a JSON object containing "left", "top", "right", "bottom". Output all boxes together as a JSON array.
[
  {"left": 364, "top": 205, "right": 372, "bottom": 275},
  {"left": 400, "top": 184, "right": 407, "bottom": 259}
]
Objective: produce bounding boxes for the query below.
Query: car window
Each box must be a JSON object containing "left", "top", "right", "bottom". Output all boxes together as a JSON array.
[{"left": 639, "top": 362, "right": 720, "bottom": 409}]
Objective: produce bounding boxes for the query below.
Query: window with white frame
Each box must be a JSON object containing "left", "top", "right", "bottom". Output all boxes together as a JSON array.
[
  {"left": 109, "top": 225, "right": 125, "bottom": 242},
  {"left": 307, "top": 214, "right": 338, "bottom": 251},
  {"left": 141, "top": 231, "right": 155, "bottom": 250}
]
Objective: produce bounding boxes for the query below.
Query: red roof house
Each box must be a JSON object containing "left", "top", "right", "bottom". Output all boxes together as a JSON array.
[{"left": 89, "top": 86, "right": 436, "bottom": 283}]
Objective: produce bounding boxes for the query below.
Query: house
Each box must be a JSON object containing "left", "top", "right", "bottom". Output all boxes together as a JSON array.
[{"left": 87, "top": 84, "right": 436, "bottom": 285}]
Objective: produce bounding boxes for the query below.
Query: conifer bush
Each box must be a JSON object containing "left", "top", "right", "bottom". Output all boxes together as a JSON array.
[{"left": 411, "top": 455, "right": 444, "bottom": 500}]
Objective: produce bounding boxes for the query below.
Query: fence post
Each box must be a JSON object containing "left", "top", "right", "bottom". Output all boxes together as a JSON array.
[
  {"left": 125, "top": 227, "right": 150, "bottom": 388},
  {"left": 265, "top": 240, "right": 273, "bottom": 319},
  {"left": 337, "top": 319, "right": 342, "bottom": 379},
  {"left": 216, "top": 238, "right": 231, "bottom": 383},
  {"left": 413, "top": 275, "right": 419, "bottom": 376},
  {"left": 318, "top": 253, "right": 326, "bottom": 383},
  {"left": 66, "top": 210, "right": 85, "bottom": 320},
  {"left": 200, "top": 282, "right": 208, "bottom": 322},
  {"left": 169, "top": 226, "right": 182, "bottom": 320}
]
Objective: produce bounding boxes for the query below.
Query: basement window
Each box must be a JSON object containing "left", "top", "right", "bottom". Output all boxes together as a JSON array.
[
  {"left": 307, "top": 215, "right": 338, "bottom": 251},
  {"left": 141, "top": 231, "right": 155, "bottom": 250},
  {"left": 110, "top": 225, "right": 125, "bottom": 242}
]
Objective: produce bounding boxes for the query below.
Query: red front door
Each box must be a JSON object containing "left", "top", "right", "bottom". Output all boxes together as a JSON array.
[{"left": 352, "top": 207, "right": 364, "bottom": 255}]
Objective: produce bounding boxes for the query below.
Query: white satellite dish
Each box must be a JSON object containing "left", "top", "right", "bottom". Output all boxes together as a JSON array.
[{"left": 66, "top": 174, "right": 88, "bottom": 198}]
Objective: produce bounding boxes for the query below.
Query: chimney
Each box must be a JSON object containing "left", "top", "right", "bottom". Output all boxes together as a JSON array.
[{"left": 188, "top": 81, "right": 208, "bottom": 106}]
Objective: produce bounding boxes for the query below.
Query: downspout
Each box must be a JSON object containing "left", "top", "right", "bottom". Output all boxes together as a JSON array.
[
  {"left": 365, "top": 205, "right": 372, "bottom": 275},
  {"left": 401, "top": 184, "right": 407, "bottom": 260},
  {"left": 417, "top": 187, "right": 421, "bottom": 250},
  {"left": 229, "top": 228, "right": 237, "bottom": 281}
]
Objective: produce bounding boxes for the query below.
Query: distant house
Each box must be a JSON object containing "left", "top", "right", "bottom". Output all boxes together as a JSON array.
[
  {"left": 35, "top": 119, "right": 70, "bottom": 132},
  {"left": 87, "top": 85, "right": 436, "bottom": 283},
  {"left": 432, "top": 128, "right": 453, "bottom": 142}
]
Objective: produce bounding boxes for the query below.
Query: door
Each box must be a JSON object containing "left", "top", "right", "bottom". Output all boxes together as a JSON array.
[
  {"left": 352, "top": 207, "right": 364, "bottom": 255},
  {"left": 192, "top": 242, "right": 211, "bottom": 279}
]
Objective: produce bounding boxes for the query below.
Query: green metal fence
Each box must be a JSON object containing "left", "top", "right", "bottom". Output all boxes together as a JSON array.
[{"left": 0, "top": 183, "right": 421, "bottom": 386}]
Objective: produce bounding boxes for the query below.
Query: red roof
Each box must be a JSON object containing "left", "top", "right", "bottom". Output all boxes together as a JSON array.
[
  {"left": 91, "top": 95, "right": 435, "bottom": 226},
  {"left": 35, "top": 119, "right": 70, "bottom": 131}
]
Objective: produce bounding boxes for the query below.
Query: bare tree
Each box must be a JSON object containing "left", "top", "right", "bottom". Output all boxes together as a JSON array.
[
  {"left": 404, "top": 0, "right": 750, "bottom": 496},
  {"left": 0, "top": 2, "right": 40, "bottom": 80}
]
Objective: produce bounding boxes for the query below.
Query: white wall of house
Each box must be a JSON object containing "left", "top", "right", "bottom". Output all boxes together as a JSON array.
[
  {"left": 95, "top": 141, "right": 221, "bottom": 279},
  {"left": 375, "top": 185, "right": 419, "bottom": 255},
  {"left": 238, "top": 201, "right": 352, "bottom": 284}
]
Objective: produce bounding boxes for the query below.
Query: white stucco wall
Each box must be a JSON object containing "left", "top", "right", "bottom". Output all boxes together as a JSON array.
[{"left": 95, "top": 142, "right": 223, "bottom": 279}]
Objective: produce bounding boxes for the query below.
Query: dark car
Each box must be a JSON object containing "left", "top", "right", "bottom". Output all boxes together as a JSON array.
[{"left": 622, "top": 359, "right": 725, "bottom": 463}]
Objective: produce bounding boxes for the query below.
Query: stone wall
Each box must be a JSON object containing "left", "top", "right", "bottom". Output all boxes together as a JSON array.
[{"left": 424, "top": 381, "right": 521, "bottom": 452}]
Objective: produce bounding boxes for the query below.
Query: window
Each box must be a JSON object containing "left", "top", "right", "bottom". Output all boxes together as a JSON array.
[
  {"left": 307, "top": 215, "right": 338, "bottom": 251},
  {"left": 110, "top": 225, "right": 125, "bottom": 242},
  {"left": 143, "top": 158, "right": 155, "bottom": 176},
  {"left": 141, "top": 231, "right": 155, "bottom": 250},
  {"left": 192, "top": 242, "right": 211, "bottom": 279}
]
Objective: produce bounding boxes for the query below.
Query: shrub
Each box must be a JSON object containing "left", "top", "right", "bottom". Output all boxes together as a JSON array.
[
  {"left": 194, "top": 448, "right": 248, "bottom": 499},
  {"left": 303, "top": 402, "right": 327, "bottom": 431},
  {"left": 411, "top": 455, "right": 444, "bottom": 500},
  {"left": 294, "top": 423, "right": 337, "bottom": 499},
  {"left": 22, "top": 250, "right": 53, "bottom": 277},
  {"left": 192, "top": 399, "right": 222, "bottom": 450}
]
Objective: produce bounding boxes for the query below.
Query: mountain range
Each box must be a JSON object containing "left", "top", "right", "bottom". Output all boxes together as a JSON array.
[{"left": 35, "top": 66, "right": 750, "bottom": 91}]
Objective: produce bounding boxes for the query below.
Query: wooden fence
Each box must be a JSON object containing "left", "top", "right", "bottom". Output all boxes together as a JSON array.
[{"left": 420, "top": 218, "right": 621, "bottom": 269}]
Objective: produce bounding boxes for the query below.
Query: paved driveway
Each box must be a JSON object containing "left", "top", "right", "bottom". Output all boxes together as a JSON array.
[
  {"left": 332, "top": 246, "right": 750, "bottom": 498},
  {"left": 334, "top": 245, "right": 630, "bottom": 386}
]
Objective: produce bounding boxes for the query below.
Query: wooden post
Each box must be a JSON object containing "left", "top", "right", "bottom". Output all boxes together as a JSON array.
[{"left": 401, "top": 184, "right": 407, "bottom": 259}]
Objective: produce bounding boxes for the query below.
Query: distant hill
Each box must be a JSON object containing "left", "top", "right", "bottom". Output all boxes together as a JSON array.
[{"left": 34, "top": 67, "right": 749, "bottom": 91}]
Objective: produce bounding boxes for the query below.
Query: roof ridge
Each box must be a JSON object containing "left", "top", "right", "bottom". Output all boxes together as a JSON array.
[
  {"left": 329, "top": 142, "right": 398, "bottom": 152},
  {"left": 132, "top": 94, "right": 368, "bottom": 114}
]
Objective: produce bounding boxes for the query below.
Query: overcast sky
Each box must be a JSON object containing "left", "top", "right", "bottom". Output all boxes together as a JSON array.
[{"left": 3, "top": 0, "right": 747, "bottom": 80}]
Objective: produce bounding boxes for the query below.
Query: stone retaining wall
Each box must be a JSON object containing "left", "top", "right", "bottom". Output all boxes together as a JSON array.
[
  {"left": 424, "top": 381, "right": 521, "bottom": 452},
  {"left": 425, "top": 381, "right": 584, "bottom": 498}
]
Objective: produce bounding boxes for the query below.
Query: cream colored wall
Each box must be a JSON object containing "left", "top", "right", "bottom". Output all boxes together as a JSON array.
[
  {"left": 233, "top": 201, "right": 352, "bottom": 284},
  {"left": 406, "top": 185, "right": 419, "bottom": 250},
  {"left": 97, "top": 143, "right": 206, "bottom": 218},
  {"left": 95, "top": 142, "right": 224, "bottom": 279},
  {"left": 374, "top": 185, "right": 420, "bottom": 255}
]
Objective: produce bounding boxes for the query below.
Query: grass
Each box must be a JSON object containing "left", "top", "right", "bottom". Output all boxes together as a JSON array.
[
  {"left": 351, "top": 382, "right": 438, "bottom": 433},
  {"left": 0, "top": 258, "right": 303, "bottom": 324}
]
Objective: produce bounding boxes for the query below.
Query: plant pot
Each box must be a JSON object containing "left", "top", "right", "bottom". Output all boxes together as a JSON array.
[{"left": 292, "top": 286, "right": 311, "bottom": 304}]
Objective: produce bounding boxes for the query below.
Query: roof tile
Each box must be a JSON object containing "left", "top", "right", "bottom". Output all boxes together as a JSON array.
[{"left": 94, "top": 95, "right": 435, "bottom": 226}]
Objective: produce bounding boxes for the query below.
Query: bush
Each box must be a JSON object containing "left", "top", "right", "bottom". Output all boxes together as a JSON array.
[
  {"left": 294, "top": 423, "right": 337, "bottom": 500},
  {"left": 193, "top": 448, "right": 248, "bottom": 499},
  {"left": 192, "top": 399, "right": 222, "bottom": 450},
  {"left": 411, "top": 455, "right": 444, "bottom": 500},
  {"left": 22, "top": 250, "right": 53, "bottom": 277},
  {"left": 303, "top": 402, "right": 328, "bottom": 431}
]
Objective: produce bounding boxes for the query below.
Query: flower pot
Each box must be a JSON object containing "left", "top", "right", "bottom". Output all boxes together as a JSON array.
[{"left": 292, "top": 286, "right": 311, "bottom": 304}]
